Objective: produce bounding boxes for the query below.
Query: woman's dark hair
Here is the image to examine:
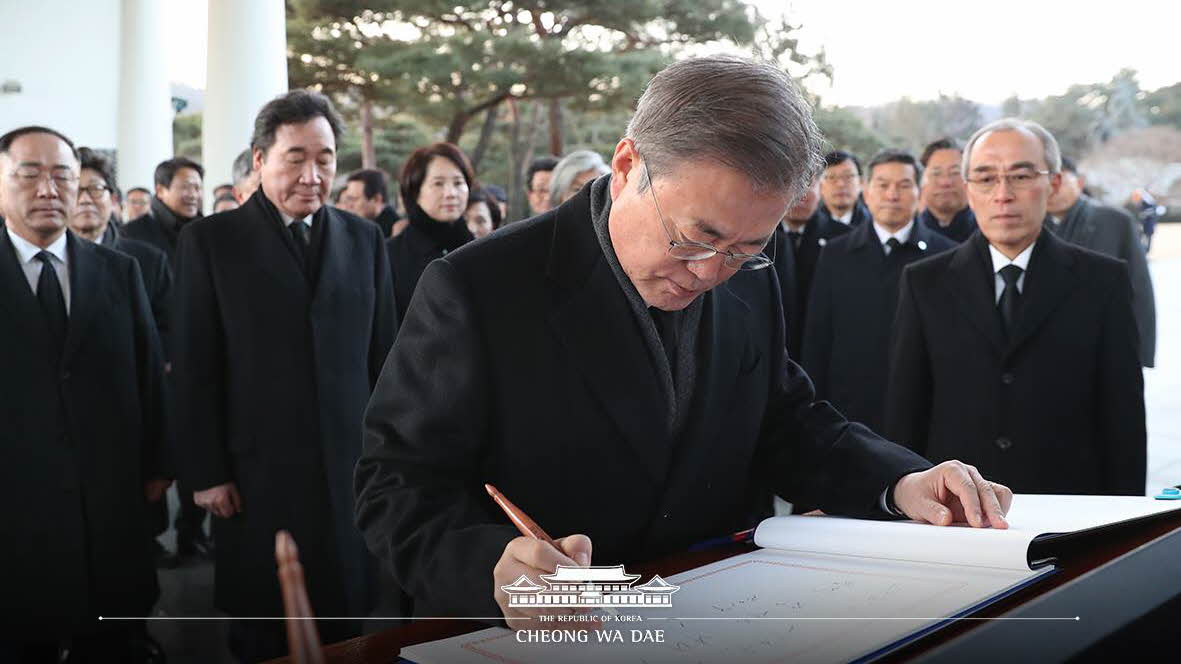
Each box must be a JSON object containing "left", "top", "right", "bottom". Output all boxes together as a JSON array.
[
  {"left": 399, "top": 143, "right": 477, "bottom": 219},
  {"left": 467, "top": 187, "right": 503, "bottom": 230}
]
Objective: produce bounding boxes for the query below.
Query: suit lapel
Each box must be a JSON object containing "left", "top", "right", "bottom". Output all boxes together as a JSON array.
[
  {"left": 0, "top": 230, "right": 44, "bottom": 325},
  {"left": 942, "top": 236, "right": 1006, "bottom": 355},
  {"left": 672, "top": 285, "right": 748, "bottom": 476},
  {"left": 550, "top": 257, "right": 670, "bottom": 483},
  {"left": 311, "top": 207, "right": 340, "bottom": 306},
  {"left": 245, "top": 191, "right": 312, "bottom": 295},
  {"left": 1005, "top": 230, "right": 1079, "bottom": 357},
  {"left": 60, "top": 232, "right": 104, "bottom": 365},
  {"left": 546, "top": 196, "right": 670, "bottom": 483}
]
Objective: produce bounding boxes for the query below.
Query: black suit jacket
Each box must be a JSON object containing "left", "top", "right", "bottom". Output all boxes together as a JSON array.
[
  {"left": 99, "top": 230, "right": 174, "bottom": 358},
  {"left": 801, "top": 221, "right": 954, "bottom": 434},
  {"left": 0, "top": 230, "right": 166, "bottom": 633},
  {"left": 776, "top": 212, "right": 852, "bottom": 359},
  {"left": 355, "top": 183, "right": 932, "bottom": 618},
  {"left": 1050, "top": 196, "right": 1156, "bottom": 367},
  {"left": 171, "top": 189, "right": 397, "bottom": 617},
  {"left": 886, "top": 230, "right": 1146, "bottom": 495}
]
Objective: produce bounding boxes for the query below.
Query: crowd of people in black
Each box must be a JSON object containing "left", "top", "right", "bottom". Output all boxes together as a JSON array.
[{"left": 0, "top": 53, "right": 1159, "bottom": 663}]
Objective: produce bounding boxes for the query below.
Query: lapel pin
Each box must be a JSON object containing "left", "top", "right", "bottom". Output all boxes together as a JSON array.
[
  {"left": 818, "top": 238, "right": 827, "bottom": 247},
  {"left": 917, "top": 240, "right": 928, "bottom": 251}
]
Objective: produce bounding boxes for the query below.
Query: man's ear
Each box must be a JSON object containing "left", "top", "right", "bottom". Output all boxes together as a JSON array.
[
  {"left": 155, "top": 183, "right": 168, "bottom": 199},
  {"left": 252, "top": 147, "right": 264, "bottom": 173},
  {"left": 1048, "top": 172, "right": 1063, "bottom": 199},
  {"left": 610, "top": 138, "right": 638, "bottom": 201}
]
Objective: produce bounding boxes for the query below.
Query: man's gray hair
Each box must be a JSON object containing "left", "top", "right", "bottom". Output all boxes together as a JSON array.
[
  {"left": 627, "top": 54, "right": 822, "bottom": 201},
  {"left": 232, "top": 148, "right": 253, "bottom": 186},
  {"left": 961, "top": 117, "right": 1062, "bottom": 175},
  {"left": 548, "top": 150, "right": 610, "bottom": 207}
]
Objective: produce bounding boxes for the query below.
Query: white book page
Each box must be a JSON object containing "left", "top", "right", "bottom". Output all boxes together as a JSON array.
[
  {"left": 755, "top": 494, "right": 1181, "bottom": 571},
  {"left": 401, "top": 549, "right": 1050, "bottom": 664}
]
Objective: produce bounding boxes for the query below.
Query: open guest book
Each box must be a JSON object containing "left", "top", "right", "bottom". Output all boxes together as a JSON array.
[{"left": 401, "top": 495, "right": 1181, "bottom": 664}]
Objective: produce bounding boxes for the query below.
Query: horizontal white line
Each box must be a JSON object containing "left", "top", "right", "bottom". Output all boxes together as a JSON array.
[
  {"left": 100, "top": 616, "right": 507, "bottom": 621},
  {"left": 647, "top": 617, "right": 1081, "bottom": 621},
  {"left": 100, "top": 616, "right": 1081, "bottom": 622}
]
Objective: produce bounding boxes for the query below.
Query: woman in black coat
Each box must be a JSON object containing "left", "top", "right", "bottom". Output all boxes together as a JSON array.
[{"left": 388, "top": 142, "right": 476, "bottom": 320}]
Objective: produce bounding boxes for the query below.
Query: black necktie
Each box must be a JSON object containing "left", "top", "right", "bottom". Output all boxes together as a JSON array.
[
  {"left": 35, "top": 251, "right": 68, "bottom": 355},
  {"left": 289, "top": 220, "right": 309, "bottom": 267},
  {"left": 786, "top": 230, "right": 803, "bottom": 252},
  {"left": 885, "top": 237, "right": 901, "bottom": 255},
  {"left": 997, "top": 264, "right": 1024, "bottom": 336}
]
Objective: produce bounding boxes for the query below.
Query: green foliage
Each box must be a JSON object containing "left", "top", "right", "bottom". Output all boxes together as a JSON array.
[
  {"left": 287, "top": 0, "right": 828, "bottom": 153},
  {"left": 813, "top": 106, "right": 887, "bottom": 160},
  {"left": 173, "top": 114, "right": 202, "bottom": 161},
  {"left": 335, "top": 113, "right": 434, "bottom": 180},
  {"left": 1144, "top": 82, "right": 1181, "bottom": 128},
  {"left": 866, "top": 94, "right": 983, "bottom": 154}
]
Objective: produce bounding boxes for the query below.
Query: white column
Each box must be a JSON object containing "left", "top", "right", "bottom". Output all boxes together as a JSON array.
[
  {"left": 117, "top": 0, "right": 173, "bottom": 193},
  {"left": 202, "top": 0, "right": 288, "bottom": 210}
]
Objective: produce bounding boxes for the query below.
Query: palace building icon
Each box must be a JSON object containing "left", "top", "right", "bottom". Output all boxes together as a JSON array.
[{"left": 502, "top": 565, "right": 680, "bottom": 607}]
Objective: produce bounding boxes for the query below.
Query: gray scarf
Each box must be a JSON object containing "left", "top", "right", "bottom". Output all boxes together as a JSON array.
[{"left": 588, "top": 174, "right": 702, "bottom": 437}]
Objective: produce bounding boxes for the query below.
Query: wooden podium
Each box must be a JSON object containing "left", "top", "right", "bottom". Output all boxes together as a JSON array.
[{"left": 267, "top": 508, "right": 1181, "bottom": 663}]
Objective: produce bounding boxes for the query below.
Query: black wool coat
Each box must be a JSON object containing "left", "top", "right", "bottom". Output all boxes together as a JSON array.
[
  {"left": 0, "top": 231, "right": 166, "bottom": 635},
  {"left": 1049, "top": 196, "right": 1156, "bottom": 367},
  {"left": 774, "top": 212, "right": 852, "bottom": 359},
  {"left": 171, "top": 189, "right": 397, "bottom": 617},
  {"left": 355, "top": 182, "right": 931, "bottom": 618},
  {"left": 886, "top": 230, "right": 1146, "bottom": 495},
  {"left": 100, "top": 229, "right": 174, "bottom": 357},
  {"left": 801, "top": 220, "right": 954, "bottom": 435}
]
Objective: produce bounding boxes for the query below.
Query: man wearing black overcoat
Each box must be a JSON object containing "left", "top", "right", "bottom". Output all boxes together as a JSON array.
[
  {"left": 886, "top": 119, "right": 1146, "bottom": 496},
  {"left": 1047, "top": 158, "right": 1156, "bottom": 367},
  {"left": 802, "top": 150, "right": 953, "bottom": 435},
  {"left": 171, "top": 91, "right": 397, "bottom": 662},
  {"left": 0, "top": 127, "right": 168, "bottom": 661},
  {"left": 773, "top": 178, "right": 851, "bottom": 359},
  {"left": 355, "top": 57, "right": 1017, "bottom": 632}
]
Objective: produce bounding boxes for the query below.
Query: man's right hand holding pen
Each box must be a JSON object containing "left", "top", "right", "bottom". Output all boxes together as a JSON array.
[{"left": 486, "top": 484, "right": 594, "bottom": 629}]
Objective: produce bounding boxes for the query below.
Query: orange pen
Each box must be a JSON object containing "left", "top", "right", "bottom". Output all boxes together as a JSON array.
[{"left": 485, "top": 483, "right": 558, "bottom": 548}]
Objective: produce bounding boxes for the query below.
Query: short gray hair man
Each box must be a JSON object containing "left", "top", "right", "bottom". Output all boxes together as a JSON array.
[
  {"left": 627, "top": 54, "right": 822, "bottom": 201},
  {"left": 231, "top": 147, "right": 259, "bottom": 204},
  {"left": 547, "top": 150, "right": 610, "bottom": 208},
  {"left": 961, "top": 117, "right": 1062, "bottom": 176}
]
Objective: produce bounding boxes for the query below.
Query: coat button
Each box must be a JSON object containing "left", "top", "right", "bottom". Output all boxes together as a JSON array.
[
  {"left": 1001, "top": 372, "right": 1015, "bottom": 385},
  {"left": 662, "top": 512, "right": 670, "bottom": 519},
  {"left": 995, "top": 437, "right": 1013, "bottom": 450}
]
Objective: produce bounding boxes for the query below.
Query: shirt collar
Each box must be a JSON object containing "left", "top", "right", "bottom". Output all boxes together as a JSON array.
[
  {"left": 988, "top": 241, "right": 1034, "bottom": 274},
  {"left": 7, "top": 226, "right": 67, "bottom": 265},
  {"left": 873, "top": 219, "right": 914, "bottom": 247},
  {"left": 280, "top": 212, "right": 312, "bottom": 228},
  {"left": 836, "top": 209, "right": 854, "bottom": 224}
]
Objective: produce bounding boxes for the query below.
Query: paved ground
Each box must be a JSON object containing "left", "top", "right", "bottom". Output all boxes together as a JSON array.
[{"left": 150, "top": 224, "right": 1181, "bottom": 663}]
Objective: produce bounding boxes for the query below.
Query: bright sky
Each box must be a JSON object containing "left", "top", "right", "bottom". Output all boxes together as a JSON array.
[
  {"left": 768, "top": 0, "right": 1181, "bottom": 107},
  {"left": 168, "top": 0, "right": 1181, "bottom": 108}
]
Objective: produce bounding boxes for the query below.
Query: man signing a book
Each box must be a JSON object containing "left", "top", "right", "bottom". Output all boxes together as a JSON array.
[{"left": 355, "top": 55, "right": 1013, "bottom": 629}]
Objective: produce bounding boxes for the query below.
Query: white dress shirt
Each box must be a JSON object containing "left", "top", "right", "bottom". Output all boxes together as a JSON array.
[
  {"left": 873, "top": 220, "right": 914, "bottom": 255},
  {"left": 835, "top": 209, "right": 854, "bottom": 225},
  {"left": 988, "top": 242, "right": 1034, "bottom": 304},
  {"left": 7, "top": 227, "right": 71, "bottom": 313},
  {"left": 280, "top": 213, "right": 313, "bottom": 232}
]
